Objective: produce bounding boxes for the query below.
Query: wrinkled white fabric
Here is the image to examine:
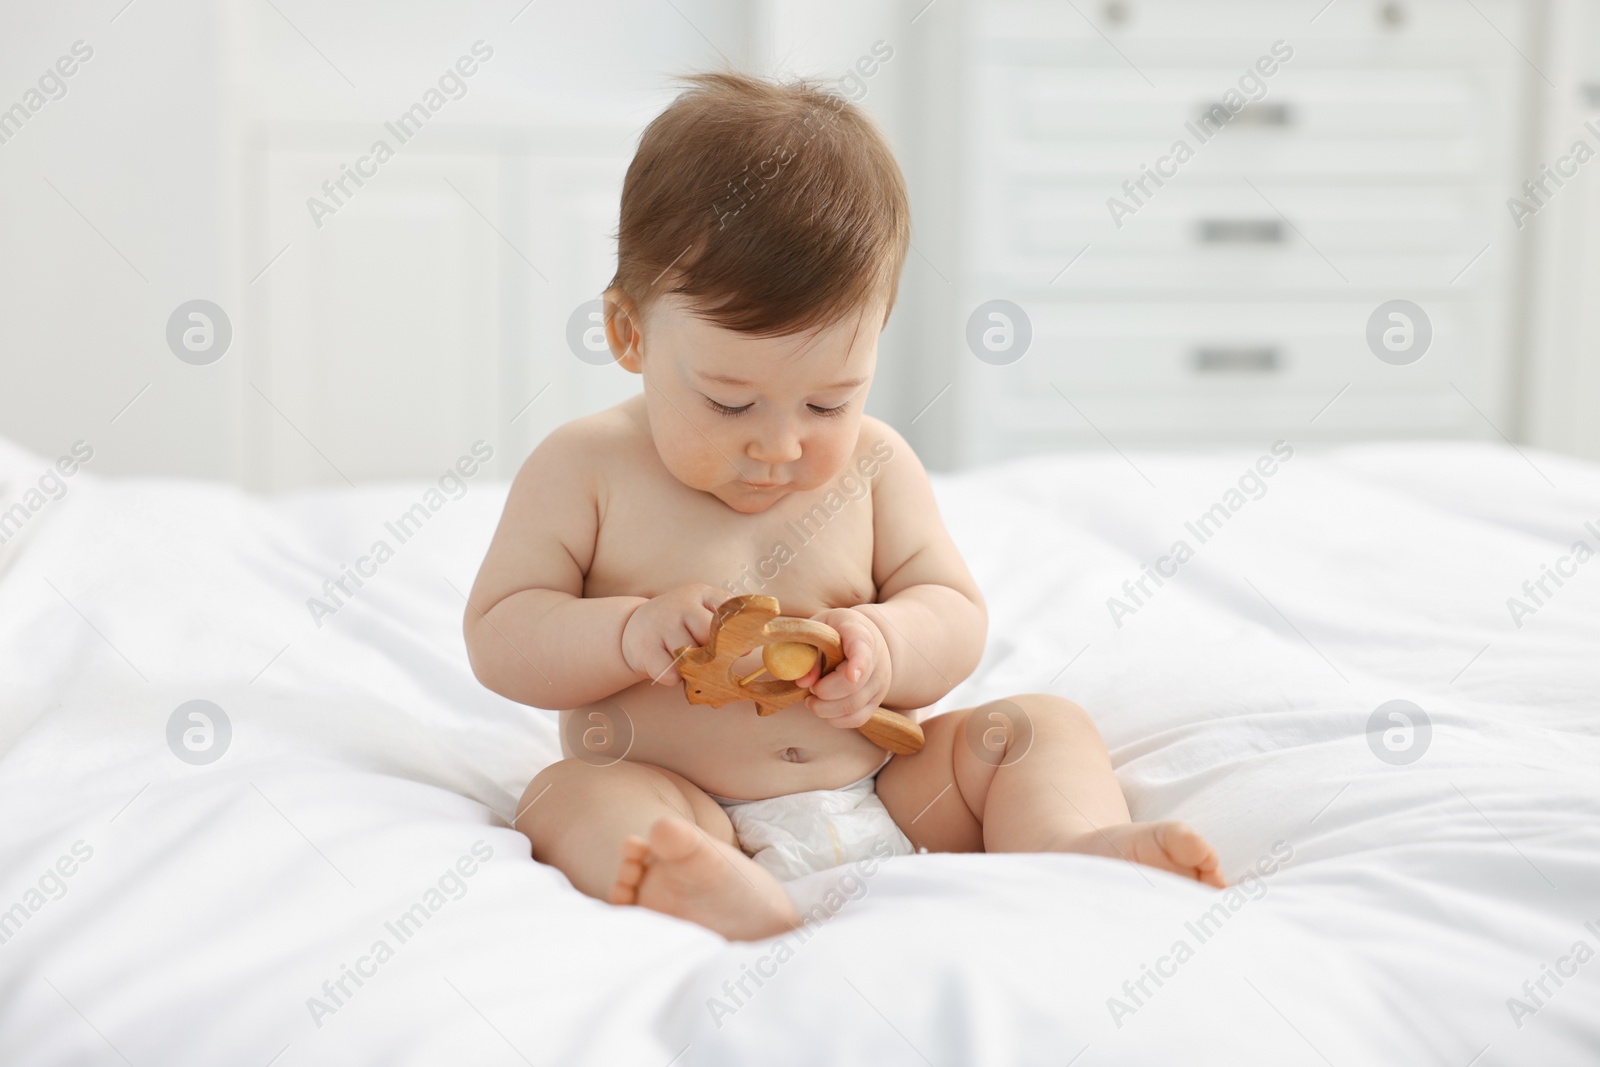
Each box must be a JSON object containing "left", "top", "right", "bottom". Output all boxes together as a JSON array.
[{"left": 2, "top": 438, "right": 1599, "bottom": 1065}]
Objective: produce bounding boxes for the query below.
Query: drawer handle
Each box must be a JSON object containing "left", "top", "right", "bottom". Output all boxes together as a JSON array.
[
  {"left": 1239, "top": 102, "right": 1292, "bottom": 126},
  {"left": 1196, "top": 101, "right": 1292, "bottom": 128},
  {"left": 1198, "top": 219, "right": 1284, "bottom": 244},
  {"left": 1193, "top": 346, "right": 1280, "bottom": 373}
]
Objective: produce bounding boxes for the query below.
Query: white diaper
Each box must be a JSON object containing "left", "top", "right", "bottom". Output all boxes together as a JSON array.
[{"left": 712, "top": 767, "right": 915, "bottom": 882}]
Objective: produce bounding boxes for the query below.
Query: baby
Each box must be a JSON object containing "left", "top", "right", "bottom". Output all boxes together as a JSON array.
[{"left": 465, "top": 72, "right": 1222, "bottom": 941}]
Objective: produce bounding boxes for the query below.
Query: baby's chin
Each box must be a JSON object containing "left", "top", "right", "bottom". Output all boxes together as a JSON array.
[
  {"left": 706, "top": 481, "right": 795, "bottom": 514},
  {"left": 697, "top": 473, "right": 839, "bottom": 514},
  {"left": 660, "top": 456, "right": 843, "bottom": 514}
]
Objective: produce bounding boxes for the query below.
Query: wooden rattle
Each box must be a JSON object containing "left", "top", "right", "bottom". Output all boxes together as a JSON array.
[{"left": 674, "top": 595, "right": 926, "bottom": 756}]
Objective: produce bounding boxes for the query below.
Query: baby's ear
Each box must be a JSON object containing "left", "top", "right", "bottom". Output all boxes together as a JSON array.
[{"left": 603, "top": 287, "right": 644, "bottom": 374}]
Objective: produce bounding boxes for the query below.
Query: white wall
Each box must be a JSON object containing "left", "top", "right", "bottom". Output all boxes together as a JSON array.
[{"left": 1, "top": 0, "right": 235, "bottom": 478}]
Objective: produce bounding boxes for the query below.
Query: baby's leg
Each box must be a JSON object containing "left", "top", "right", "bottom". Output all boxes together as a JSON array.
[
  {"left": 514, "top": 758, "right": 799, "bottom": 939},
  {"left": 876, "top": 694, "right": 1224, "bottom": 887}
]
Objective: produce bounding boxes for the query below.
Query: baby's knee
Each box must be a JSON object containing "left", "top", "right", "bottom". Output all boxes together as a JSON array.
[
  {"left": 514, "top": 757, "right": 707, "bottom": 832},
  {"left": 1018, "top": 697, "right": 1116, "bottom": 768},
  {"left": 967, "top": 694, "right": 1100, "bottom": 756},
  {"left": 513, "top": 757, "right": 627, "bottom": 831},
  {"left": 1003, "top": 693, "right": 1092, "bottom": 726},
  {"left": 514, "top": 758, "right": 577, "bottom": 834},
  {"left": 521, "top": 755, "right": 595, "bottom": 797}
]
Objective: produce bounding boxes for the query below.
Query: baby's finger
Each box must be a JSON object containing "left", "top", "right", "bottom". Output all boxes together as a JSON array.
[
  {"left": 844, "top": 633, "right": 874, "bottom": 683},
  {"left": 838, "top": 627, "right": 876, "bottom": 684},
  {"left": 806, "top": 692, "right": 875, "bottom": 730},
  {"left": 795, "top": 660, "right": 822, "bottom": 689},
  {"left": 807, "top": 663, "right": 862, "bottom": 701},
  {"left": 684, "top": 607, "right": 714, "bottom": 648},
  {"left": 806, "top": 684, "right": 870, "bottom": 718},
  {"left": 821, "top": 623, "right": 868, "bottom": 681},
  {"left": 649, "top": 643, "right": 686, "bottom": 685}
]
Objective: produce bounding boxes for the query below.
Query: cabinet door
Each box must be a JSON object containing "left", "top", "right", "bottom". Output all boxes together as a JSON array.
[
  {"left": 244, "top": 125, "right": 641, "bottom": 490},
  {"left": 248, "top": 137, "right": 505, "bottom": 490}
]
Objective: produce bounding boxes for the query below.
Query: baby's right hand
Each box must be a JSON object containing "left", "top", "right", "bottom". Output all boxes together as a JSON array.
[{"left": 621, "top": 583, "right": 723, "bottom": 685}]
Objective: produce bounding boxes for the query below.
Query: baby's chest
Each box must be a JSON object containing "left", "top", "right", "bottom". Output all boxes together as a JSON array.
[{"left": 587, "top": 486, "right": 878, "bottom": 612}]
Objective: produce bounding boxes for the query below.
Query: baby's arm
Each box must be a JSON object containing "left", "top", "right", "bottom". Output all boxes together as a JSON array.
[
  {"left": 808, "top": 422, "right": 987, "bottom": 720},
  {"left": 464, "top": 423, "right": 650, "bottom": 710}
]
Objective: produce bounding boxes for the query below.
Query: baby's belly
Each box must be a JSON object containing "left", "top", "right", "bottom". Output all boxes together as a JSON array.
[{"left": 563, "top": 676, "right": 886, "bottom": 801}]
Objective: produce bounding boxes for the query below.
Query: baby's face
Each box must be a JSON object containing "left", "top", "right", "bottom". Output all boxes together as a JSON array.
[{"left": 621, "top": 293, "right": 882, "bottom": 514}]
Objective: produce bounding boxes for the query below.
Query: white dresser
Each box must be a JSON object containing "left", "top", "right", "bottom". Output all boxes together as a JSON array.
[{"left": 950, "top": 0, "right": 1538, "bottom": 463}]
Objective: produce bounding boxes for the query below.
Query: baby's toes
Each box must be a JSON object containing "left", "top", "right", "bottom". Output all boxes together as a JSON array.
[
  {"left": 610, "top": 834, "right": 650, "bottom": 905},
  {"left": 1156, "top": 822, "right": 1224, "bottom": 887}
]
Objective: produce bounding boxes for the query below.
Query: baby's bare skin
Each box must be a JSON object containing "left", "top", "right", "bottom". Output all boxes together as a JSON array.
[
  {"left": 530, "top": 394, "right": 896, "bottom": 802},
  {"left": 466, "top": 290, "right": 1223, "bottom": 940}
]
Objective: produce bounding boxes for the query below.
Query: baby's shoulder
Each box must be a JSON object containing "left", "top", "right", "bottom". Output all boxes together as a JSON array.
[
  {"left": 854, "top": 415, "right": 916, "bottom": 472},
  {"left": 531, "top": 398, "right": 649, "bottom": 461},
  {"left": 514, "top": 398, "right": 650, "bottom": 492}
]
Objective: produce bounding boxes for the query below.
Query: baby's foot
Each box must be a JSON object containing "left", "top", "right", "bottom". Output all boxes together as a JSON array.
[
  {"left": 1073, "top": 821, "right": 1226, "bottom": 888},
  {"left": 610, "top": 816, "right": 800, "bottom": 940}
]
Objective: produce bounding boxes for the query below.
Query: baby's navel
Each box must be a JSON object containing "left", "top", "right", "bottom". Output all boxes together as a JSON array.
[{"left": 780, "top": 747, "right": 805, "bottom": 763}]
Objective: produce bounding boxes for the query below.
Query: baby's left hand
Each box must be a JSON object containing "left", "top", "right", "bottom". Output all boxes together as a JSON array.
[{"left": 801, "top": 608, "right": 891, "bottom": 730}]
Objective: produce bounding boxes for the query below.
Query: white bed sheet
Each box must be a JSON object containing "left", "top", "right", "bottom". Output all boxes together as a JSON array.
[{"left": 1, "top": 438, "right": 1597, "bottom": 1066}]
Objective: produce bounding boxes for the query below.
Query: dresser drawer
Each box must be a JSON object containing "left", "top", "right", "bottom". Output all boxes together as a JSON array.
[
  {"left": 983, "top": 66, "right": 1494, "bottom": 178},
  {"left": 1010, "top": 181, "right": 1474, "bottom": 254},
  {"left": 979, "top": 0, "right": 1524, "bottom": 57},
  {"left": 974, "top": 178, "right": 1489, "bottom": 291},
  {"left": 1005, "top": 66, "right": 1481, "bottom": 146},
  {"left": 959, "top": 386, "right": 1486, "bottom": 459},
  {"left": 1002, "top": 299, "right": 1468, "bottom": 393}
]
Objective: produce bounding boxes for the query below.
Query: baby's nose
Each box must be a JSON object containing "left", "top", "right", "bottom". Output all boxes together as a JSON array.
[{"left": 747, "top": 425, "right": 802, "bottom": 465}]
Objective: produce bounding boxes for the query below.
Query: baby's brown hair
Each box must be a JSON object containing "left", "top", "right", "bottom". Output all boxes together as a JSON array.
[{"left": 607, "top": 71, "right": 911, "bottom": 337}]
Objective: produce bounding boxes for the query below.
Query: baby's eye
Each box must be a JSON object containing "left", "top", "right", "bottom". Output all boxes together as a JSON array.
[
  {"left": 704, "top": 396, "right": 752, "bottom": 416},
  {"left": 808, "top": 402, "right": 850, "bottom": 418}
]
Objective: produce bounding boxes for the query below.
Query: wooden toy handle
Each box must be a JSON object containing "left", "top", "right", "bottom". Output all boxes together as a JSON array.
[
  {"left": 856, "top": 711, "right": 926, "bottom": 757},
  {"left": 765, "top": 618, "right": 925, "bottom": 756}
]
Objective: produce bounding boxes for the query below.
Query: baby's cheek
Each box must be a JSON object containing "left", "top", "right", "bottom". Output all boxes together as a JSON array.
[
  {"left": 801, "top": 431, "right": 861, "bottom": 486},
  {"left": 653, "top": 421, "right": 727, "bottom": 490}
]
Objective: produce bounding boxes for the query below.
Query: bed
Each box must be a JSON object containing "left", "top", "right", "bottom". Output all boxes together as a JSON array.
[{"left": 2, "top": 434, "right": 1597, "bottom": 1066}]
